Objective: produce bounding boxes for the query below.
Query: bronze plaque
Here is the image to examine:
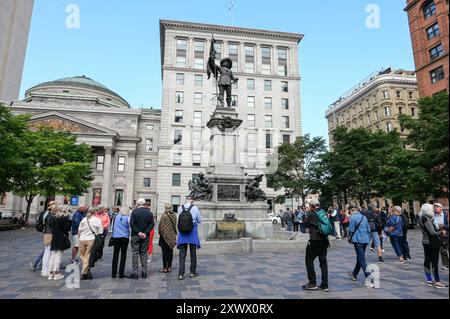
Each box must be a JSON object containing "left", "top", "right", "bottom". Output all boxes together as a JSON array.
[{"left": 217, "top": 185, "right": 240, "bottom": 201}]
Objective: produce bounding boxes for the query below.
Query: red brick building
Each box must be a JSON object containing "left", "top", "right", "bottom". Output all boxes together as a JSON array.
[{"left": 405, "top": 0, "right": 449, "bottom": 97}]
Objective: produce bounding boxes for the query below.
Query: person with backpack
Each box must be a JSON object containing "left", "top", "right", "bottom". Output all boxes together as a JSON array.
[
  {"left": 384, "top": 206, "right": 405, "bottom": 263},
  {"left": 78, "top": 207, "right": 103, "bottom": 280},
  {"left": 70, "top": 206, "right": 87, "bottom": 264},
  {"left": 177, "top": 196, "right": 202, "bottom": 280},
  {"left": 31, "top": 205, "right": 53, "bottom": 272},
  {"left": 302, "top": 199, "right": 331, "bottom": 292},
  {"left": 158, "top": 203, "right": 177, "bottom": 274},
  {"left": 347, "top": 205, "right": 375, "bottom": 288},
  {"left": 419, "top": 203, "right": 447, "bottom": 288},
  {"left": 129, "top": 198, "right": 154, "bottom": 279},
  {"left": 366, "top": 205, "right": 384, "bottom": 263}
]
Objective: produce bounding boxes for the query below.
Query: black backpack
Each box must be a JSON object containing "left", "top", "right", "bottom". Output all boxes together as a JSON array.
[
  {"left": 178, "top": 205, "right": 194, "bottom": 234},
  {"left": 366, "top": 211, "right": 377, "bottom": 232},
  {"left": 35, "top": 210, "right": 46, "bottom": 233}
]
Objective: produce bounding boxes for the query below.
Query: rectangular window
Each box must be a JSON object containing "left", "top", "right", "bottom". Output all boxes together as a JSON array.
[
  {"left": 145, "top": 138, "right": 153, "bottom": 151},
  {"left": 248, "top": 114, "right": 255, "bottom": 127},
  {"left": 195, "top": 75, "right": 203, "bottom": 87},
  {"left": 248, "top": 156, "right": 256, "bottom": 168},
  {"left": 245, "top": 45, "right": 255, "bottom": 73},
  {"left": 194, "top": 40, "right": 205, "bottom": 69},
  {"left": 266, "top": 133, "right": 272, "bottom": 149},
  {"left": 282, "top": 135, "right": 290, "bottom": 144},
  {"left": 114, "top": 189, "right": 123, "bottom": 206},
  {"left": 265, "top": 115, "right": 273, "bottom": 128},
  {"left": 146, "top": 124, "right": 154, "bottom": 130},
  {"left": 176, "top": 39, "right": 187, "bottom": 68},
  {"left": 386, "top": 122, "right": 393, "bottom": 132},
  {"left": 264, "top": 80, "right": 272, "bottom": 91},
  {"left": 231, "top": 95, "right": 238, "bottom": 107},
  {"left": 229, "top": 43, "right": 239, "bottom": 72},
  {"left": 92, "top": 188, "right": 102, "bottom": 205},
  {"left": 282, "top": 116, "right": 290, "bottom": 129},
  {"left": 175, "top": 110, "right": 183, "bottom": 123},
  {"left": 430, "top": 43, "right": 443, "bottom": 60},
  {"left": 193, "top": 111, "right": 202, "bottom": 125},
  {"left": 247, "top": 133, "right": 256, "bottom": 148},
  {"left": 278, "top": 48, "right": 288, "bottom": 76},
  {"left": 247, "top": 96, "right": 255, "bottom": 108},
  {"left": 430, "top": 66, "right": 445, "bottom": 83},
  {"left": 143, "top": 178, "right": 151, "bottom": 188},
  {"left": 261, "top": 46, "right": 271, "bottom": 75},
  {"left": 172, "top": 173, "right": 181, "bottom": 187},
  {"left": 423, "top": 1, "right": 436, "bottom": 19},
  {"left": 281, "top": 81, "right": 289, "bottom": 92},
  {"left": 174, "top": 129, "right": 182, "bottom": 145},
  {"left": 409, "top": 91, "right": 414, "bottom": 99},
  {"left": 366, "top": 114, "right": 370, "bottom": 124},
  {"left": 144, "top": 159, "right": 152, "bottom": 168},
  {"left": 282, "top": 98, "right": 289, "bottom": 110},
  {"left": 173, "top": 153, "right": 182, "bottom": 166},
  {"left": 384, "top": 106, "right": 391, "bottom": 117},
  {"left": 247, "top": 79, "right": 255, "bottom": 90},
  {"left": 192, "top": 154, "right": 201, "bottom": 166},
  {"left": 264, "top": 97, "right": 272, "bottom": 109},
  {"left": 171, "top": 195, "right": 181, "bottom": 212},
  {"left": 96, "top": 155, "right": 104, "bottom": 171},
  {"left": 411, "top": 107, "right": 416, "bottom": 117},
  {"left": 375, "top": 110, "right": 379, "bottom": 121},
  {"left": 382, "top": 90, "right": 389, "bottom": 99},
  {"left": 193, "top": 131, "right": 201, "bottom": 146},
  {"left": 398, "top": 106, "right": 403, "bottom": 114},
  {"left": 427, "top": 23, "right": 440, "bottom": 40},
  {"left": 117, "top": 156, "right": 125, "bottom": 172},
  {"left": 176, "top": 73, "right": 185, "bottom": 85},
  {"left": 396, "top": 90, "right": 401, "bottom": 98},
  {"left": 176, "top": 91, "right": 184, "bottom": 103},
  {"left": 194, "top": 92, "right": 203, "bottom": 104}
]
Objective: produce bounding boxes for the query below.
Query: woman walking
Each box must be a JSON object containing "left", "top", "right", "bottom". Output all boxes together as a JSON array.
[
  {"left": 158, "top": 203, "right": 177, "bottom": 273},
  {"left": 418, "top": 204, "right": 447, "bottom": 288},
  {"left": 111, "top": 207, "right": 130, "bottom": 279},
  {"left": 78, "top": 207, "right": 103, "bottom": 280},
  {"left": 384, "top": 206, "right": 405, "bottom": 263},
  {"left": 47, "top": 206, "right": 72, "bottom": 280},
  {"left": 41, "top": 201, "right": 57, "bottom": 277}
]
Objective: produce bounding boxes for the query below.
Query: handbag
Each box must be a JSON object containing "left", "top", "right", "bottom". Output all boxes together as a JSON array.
[
  {"left": 87, "top": 219, "right": 102, "bottom": 248},
  {"left": 348, "top": 214, "right": 365, "bottom": 244},
  {"left": 108, "top": 214, "right": 117, "bottom": 247},
  {"left": 63, "top": 235, "right": 71, "bottom": 250}
]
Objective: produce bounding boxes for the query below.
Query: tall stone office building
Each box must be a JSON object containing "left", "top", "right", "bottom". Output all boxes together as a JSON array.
[
  {"left": 158, "top": 20, "right": 303, "bottom": 212},
  {"left": 0, "top": 0, "right": 34, "bottom": 101}
]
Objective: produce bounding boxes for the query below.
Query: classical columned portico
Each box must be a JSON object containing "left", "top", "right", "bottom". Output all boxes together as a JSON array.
[{"left": 100, "top": 146, "right": 114, "bottom": 207}]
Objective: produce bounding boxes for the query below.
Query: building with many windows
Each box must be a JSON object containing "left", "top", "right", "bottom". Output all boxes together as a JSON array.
[
  {"left": 404, "top": 0, "right": 449, "bottom": 97},
  {"left": 1, "top": 20, "right": 305, "bottom": 217}
]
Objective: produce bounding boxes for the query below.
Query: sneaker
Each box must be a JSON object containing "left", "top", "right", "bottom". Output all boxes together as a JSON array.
[
  {"left": 41, "top": 272, "right": 49, "bottom": 277},
  {"left": 441, "top": 266, "right": 449, "bottom": 271},
  {"left": 381, "top": 249, "right": 385, "bottom": 253},
  {"left": 370, "top": 248, "right": 375, "bottom": 251},
  {"left": 396, "top": 260, "right": 405, "bottom": 264},
  {"left": 71, "top": 259, "right": 79, "bottom": 264},
  {"left": 141, "top": 273, "right": 148, "bottom": 279},
  {"left": 53, "top": 273, "right": 64, "bottom": 280},
  {"left": 189, "top": 273, "right": 199, "bottom": 278},
  {"left": 426, "top": 281, "right": 434, "bottom": 287},
  {"left": 434, "top": 282, "right": 447, "bottom": 289},
  {"left": 347, "top": 271, "right": 357, "bottom": 281},
  {"left": 302, "top": 283, "right": 318, "bottom": 290},
  {"left": 47, "top": 273, "right": 54, "bottom": 281},
  {"left": 81, "top": 274, "right": 88, "bottom": 281},
  {"left": 378, "top": 257, "right": 385, "bottom": 264},
  {"left": 320, "top": 286, "right": 330, "bottom": 292},
  {"left": 364, "top": 281, "right": 376, "bottom": 289},
  {"left": 178, "top": 274, "right": 184, "bottom": 280},
  {"left": 30, "top": 262, "right": 36, "bottom": 271}
]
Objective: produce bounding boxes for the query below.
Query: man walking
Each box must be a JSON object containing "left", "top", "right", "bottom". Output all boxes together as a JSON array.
[
  {"left": 129, "top": 198, "right": 154, "bottom": 279},
  {"left": 348, "top": 205, "right": 375, "bottom": 288},
  {"left": 283, "top": 208, "right": 293, "bottom": 231},
  {"left": 71, "top": 206, "right": 87, "bottom": 264},
  {"left": 177, "top": 196, "right": 202, "bottom": 280},
  {"left": 302, "top": 199, "right": 329, "bottom": 292},
  {"left": 366, "top": 205, "right": 384, "bottom": 263},
  {"left": 434, "top": 203, "right": 449, "bottom": 270}
]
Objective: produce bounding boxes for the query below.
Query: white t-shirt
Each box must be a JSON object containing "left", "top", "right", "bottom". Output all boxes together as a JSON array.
[{"left": 78, "top": 216, "right": 103, "bottom": 241}]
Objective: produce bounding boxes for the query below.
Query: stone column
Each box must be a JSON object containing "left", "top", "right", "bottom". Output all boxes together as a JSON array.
[
  {"left": 125, "top": 151, "right": 136, "bottom": 209},
  {"left": 101, "top": 146, "right": 113, "bottom": 207}
]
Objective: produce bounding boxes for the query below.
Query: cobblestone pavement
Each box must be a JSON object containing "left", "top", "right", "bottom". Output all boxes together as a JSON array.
[{"left": 0, "top": 227, "right": 448, "bottom": 299}]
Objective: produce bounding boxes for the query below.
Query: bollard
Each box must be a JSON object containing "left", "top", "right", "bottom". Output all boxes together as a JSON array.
[{"left": 241, "top": 237, "right": 253, "bottom": 253}]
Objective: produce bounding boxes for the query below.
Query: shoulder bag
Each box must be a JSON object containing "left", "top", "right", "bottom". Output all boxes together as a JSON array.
[
  {"left": 348, "top": 214, "right": 365, "bottom": 244},
  {"left": 108, "top": 214, "right": 117, "bottom": 247}
]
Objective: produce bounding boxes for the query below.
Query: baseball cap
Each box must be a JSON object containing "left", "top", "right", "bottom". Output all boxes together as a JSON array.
[{"left": 434, "top": 203, "right": 443, "bottom": 208}]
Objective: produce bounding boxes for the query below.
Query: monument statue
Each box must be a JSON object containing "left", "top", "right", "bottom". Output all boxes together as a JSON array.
[
  {"left": 245, "top": 174, "right": 267, "bottom": 202},
  {"left": 207, "top": 37, "right": 239, "bottom": 108},
  {"left": 188, "top": 172, "right": 213, "bottom": 201}
]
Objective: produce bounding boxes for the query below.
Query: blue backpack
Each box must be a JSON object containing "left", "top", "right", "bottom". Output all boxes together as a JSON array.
[{"left": 316, "top": 209, "right": 333, "bottom": 237}]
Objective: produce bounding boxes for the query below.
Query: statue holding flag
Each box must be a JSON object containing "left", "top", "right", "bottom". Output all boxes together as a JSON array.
[{"left": 207, "top": 37, "right": 239, "bottom": 108}]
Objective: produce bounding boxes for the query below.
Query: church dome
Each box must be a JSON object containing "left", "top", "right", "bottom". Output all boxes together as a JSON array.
[{"left": 25, "top": 75, "right": 130, "bottom": 108}]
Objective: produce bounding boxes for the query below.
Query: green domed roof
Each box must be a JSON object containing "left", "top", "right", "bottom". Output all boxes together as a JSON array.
[{"left": 27, "top": 75, "right": 130, "bottom": 107}]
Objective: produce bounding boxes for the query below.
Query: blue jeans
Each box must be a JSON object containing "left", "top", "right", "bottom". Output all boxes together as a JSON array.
[
  {"left": 32, "top": 249, "right": 45, "bottom": 269},
  {"left": 389, "top": 236, "right": 403, "bottom": 258},
  {"left": 353, "top": 243, "right": 370, "bottom": 278},
  {"left": 287, "top": 222, "right": 293, "bottom": 231},
  {"left": 399, "top": 232, "right": 410, "bottom": 258}
]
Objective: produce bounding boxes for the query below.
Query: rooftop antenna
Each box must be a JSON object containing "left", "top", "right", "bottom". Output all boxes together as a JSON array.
[{"left": 229, "top": 0, "right": 235, "bottom": 26}]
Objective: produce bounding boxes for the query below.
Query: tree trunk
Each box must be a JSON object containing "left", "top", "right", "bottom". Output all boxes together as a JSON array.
[
  {"left": 24, "top": 195, "right": 35, "bottom": 224},
  {"left": 301, "top": 194, "right": 307, "bottom": 208}
]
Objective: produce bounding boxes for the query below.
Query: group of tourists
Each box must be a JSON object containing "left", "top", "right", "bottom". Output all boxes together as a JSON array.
[
  {"left": 301, "top": 199, "right": 448, "bottom": 292},
  {"left": 30, "top": 196, "right": 202, "bottom": 281}
]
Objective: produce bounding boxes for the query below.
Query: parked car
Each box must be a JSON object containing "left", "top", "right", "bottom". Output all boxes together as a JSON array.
[
  {"left": 0, "top": 212, "right": 25, "bottom": 230},
  {"left": 268, "top": 213, "right": 281, "bottom": 224}
]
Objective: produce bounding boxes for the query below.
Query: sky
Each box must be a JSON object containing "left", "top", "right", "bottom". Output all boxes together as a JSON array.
[{"left": 20, "top": 0, "right": 415, "bottom": 141}]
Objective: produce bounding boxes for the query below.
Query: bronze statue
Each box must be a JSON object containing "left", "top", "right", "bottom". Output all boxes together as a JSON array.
[
  {"left": 188, "top": 172, "right": 213, "bottom": 201},
  {"left": 207, "top": 37, "right": 238, "bottom": 108},
  {"left": 245, "top": 174, "right": 267, "bottom": 202}
]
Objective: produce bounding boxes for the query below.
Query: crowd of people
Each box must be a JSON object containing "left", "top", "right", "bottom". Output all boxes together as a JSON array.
[
  {"left": 30, "top": 196, "right": 202, "bottom": 281},
  {"left": 300, "top": 199, "right": 448, "bottom": 291}
]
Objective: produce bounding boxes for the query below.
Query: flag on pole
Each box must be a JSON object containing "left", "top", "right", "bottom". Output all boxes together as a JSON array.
[{"left": 229, "top": 0, "right": 234, "bottom": 11}]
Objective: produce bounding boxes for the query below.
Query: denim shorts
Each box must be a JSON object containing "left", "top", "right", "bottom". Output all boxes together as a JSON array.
[{"left": 370, "top": 232, "right": 380, "bottom": 248}]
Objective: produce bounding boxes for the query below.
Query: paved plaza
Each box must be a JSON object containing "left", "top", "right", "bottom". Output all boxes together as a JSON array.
[{"left": 0, "top": 226, "right": 448, "bottom": 299}]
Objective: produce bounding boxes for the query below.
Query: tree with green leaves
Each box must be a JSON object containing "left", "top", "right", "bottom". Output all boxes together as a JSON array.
[
  {"left": 10, "top": 126, "right": 95, "bottom": 222},
  {"left": 399, "top": 92, "right": 449, "bottom": 200},
  {"left": 266, "top": 134, "right": 327, "bottom": 206}
]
